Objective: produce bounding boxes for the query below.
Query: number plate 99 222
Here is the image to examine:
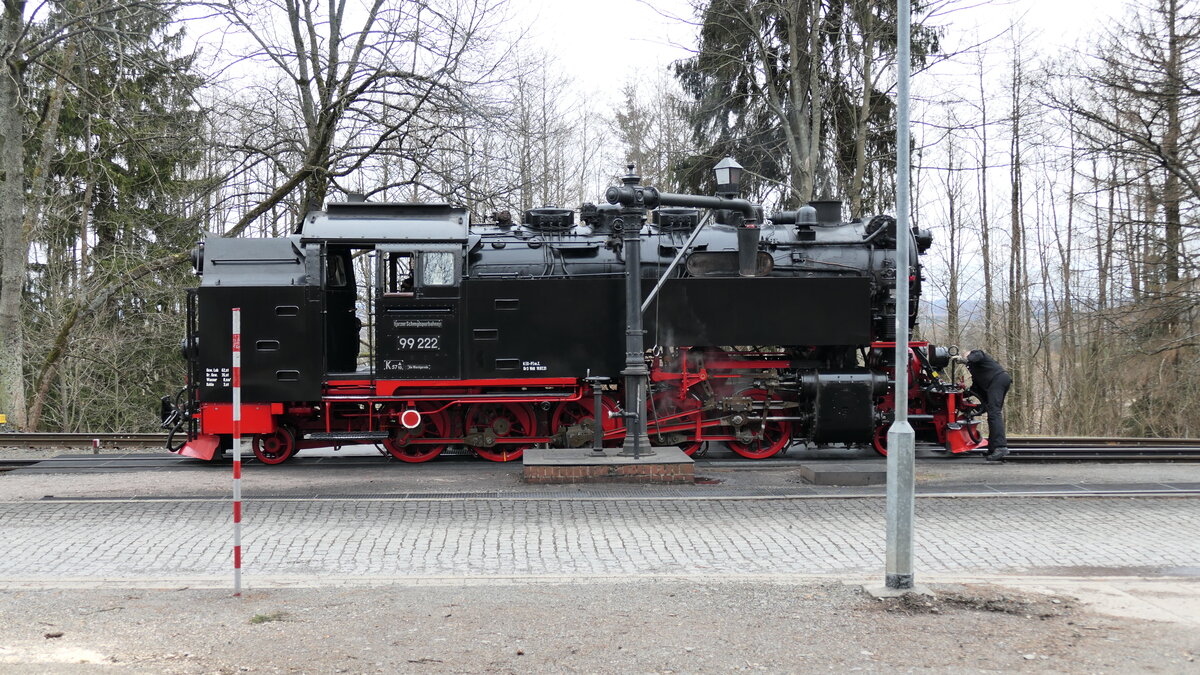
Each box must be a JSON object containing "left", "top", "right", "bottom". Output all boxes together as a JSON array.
[{"left": 397, "top": 337, "right": 440, "bottom": 350}]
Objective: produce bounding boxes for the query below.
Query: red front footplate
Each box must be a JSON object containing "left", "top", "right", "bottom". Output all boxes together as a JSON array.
[
  {"left": 945, "top": 423, "right": 986, "bottom": 454},
  {"left": 177, "top": 434, "right": 219, "bottom": 461}
]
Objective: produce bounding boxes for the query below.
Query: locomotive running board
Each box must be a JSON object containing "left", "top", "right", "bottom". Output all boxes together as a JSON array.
[{"left": 306, "top": 431, "right": 391, "bottom": 442}]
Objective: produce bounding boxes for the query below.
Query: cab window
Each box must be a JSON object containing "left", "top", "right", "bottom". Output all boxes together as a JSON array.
[{"left": 421, "top": 251, "right": 455, "bottom": 286}]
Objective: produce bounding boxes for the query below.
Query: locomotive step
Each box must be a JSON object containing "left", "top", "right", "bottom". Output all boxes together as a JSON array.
[{"left": 305, "top": 431, "right": 391, "bottom": 441}]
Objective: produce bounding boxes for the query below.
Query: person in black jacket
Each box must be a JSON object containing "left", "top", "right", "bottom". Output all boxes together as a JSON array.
[{"left": 953, "top": 349, "right": 1012, "bottom": 461}]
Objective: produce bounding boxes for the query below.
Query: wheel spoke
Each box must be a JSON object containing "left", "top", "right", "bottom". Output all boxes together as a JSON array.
[
  {"left": 551, "top": 395, "right": 624, "bottom": 448},
  {"left": 649, "top": 389, "right": 703, "bottom": 456},
  {"left": 467, "top": 402, "right": 534, "bottom": 462},
  {"left": 252, "top": 426, "right": 297, "bottom": 465},
  {"left": 727, "top": 390, "right": 791, "bottom": 459},
  {"left": 384, "top": 404, "right": 448, "bottom": 463}
]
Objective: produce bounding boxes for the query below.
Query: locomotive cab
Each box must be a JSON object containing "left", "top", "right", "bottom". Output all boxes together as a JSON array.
[
  {"left": 298, "top": 202, "right": 470, "bottom": 381},
  {"left": 374, "top": 244, "right": 464, "bottom": 379}
]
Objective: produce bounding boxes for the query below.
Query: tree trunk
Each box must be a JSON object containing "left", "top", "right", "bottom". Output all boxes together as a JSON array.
[
  {"left": 849, "top": 2, "right": 874, "bottom": 217},
  {"left": 944, "top": 133, "right": 959, "bottom": 346},
  {"left": 802, "top": 0, "right": 824, "bottom": 203},
  {"left": 27, "top": 306, "right": 79, "bottom": 431},
  {"left": 1135, "top": 168, "right": 1156, "bottom": 301},
  {"left": 1162, "top": 0, "right": 1181, "bottom": 285},
  {"left": 24, "top": 40, "right": 75, "bottom": 244},
  {"left": 1059, "top": 125, "right": 1077, "bottom": 428},
  {"left": 0, "top": 5, "right": 27, "bottom": 429},
  {"left": 777, "top": 0, "right": 820, "bottom": 206},
  {"left": 1005, "top": 49, "right": 1024, "bottom": 431},
  {"left": 976, "top": 56, "right": 993, "bottom": 342}
]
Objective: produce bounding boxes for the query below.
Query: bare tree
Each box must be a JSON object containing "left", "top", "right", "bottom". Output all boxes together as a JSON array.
[
  {"left": 201, "top": 0, "right": 510, "bottom": 235},
  {"left": 1004, "top": 34, "right": 1027, "bottom": 427},
  {"left": 1053, "top": 0, "right": 1199, "bottom": 292}
]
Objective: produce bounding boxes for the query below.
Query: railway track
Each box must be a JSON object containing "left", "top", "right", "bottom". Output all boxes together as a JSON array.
[
  {"left": 0, "top": 432, "right": 168, "bottom": 449},
  {"left": 1006, "top": 436, "right": 1200, "bottom": 461},
  {"left": 1, "top": 432, "right": 1199, "bottom": 461}
]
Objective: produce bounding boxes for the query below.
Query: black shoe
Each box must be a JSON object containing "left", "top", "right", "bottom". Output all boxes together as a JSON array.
[{"left": 986, "top": 447, "right": 1008, "bottom": 462}]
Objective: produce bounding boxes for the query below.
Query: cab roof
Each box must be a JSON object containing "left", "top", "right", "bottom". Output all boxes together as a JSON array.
[{"left": 298, "top": 202, "right": 469, "bottom": 244}]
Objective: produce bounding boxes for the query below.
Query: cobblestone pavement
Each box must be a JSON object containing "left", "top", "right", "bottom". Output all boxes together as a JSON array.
[{"left": 0, "top": 496, "right": 1197, "bottom": 581}]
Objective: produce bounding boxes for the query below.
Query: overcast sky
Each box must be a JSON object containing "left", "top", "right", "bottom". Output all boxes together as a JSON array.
[{"left": 507, "top": 0, "right": 697, "bottom": 103}]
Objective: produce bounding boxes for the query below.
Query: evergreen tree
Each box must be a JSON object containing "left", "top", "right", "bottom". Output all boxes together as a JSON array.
[
  {"left": 22, "top": 0, "right": 209, "bottom": 431},
  {"left": 673, "top": 0, "right": 939, "bottom": 212}
]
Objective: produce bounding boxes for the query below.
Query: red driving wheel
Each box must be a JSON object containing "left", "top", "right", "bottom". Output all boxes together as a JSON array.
[
  {"left": 873, "top": 424, "right": 889, "bottom": 456},
  {"left": 251, "top": 426, "right": 297, "bottom": 465},
  {"left": 465, "top": 402, "right": 535, "bottom": 462},
  {"left": 551, "top": 395, "right": 625, "bottom": 448},
  {"left": 649, "top": 389, "right": 704, "bottom": 456},
  {"left": 726, "top": 389, "right": 792, "bottom": 459},
  {"left": 383, "top": 404, "right": 449, "bottom": 463}
]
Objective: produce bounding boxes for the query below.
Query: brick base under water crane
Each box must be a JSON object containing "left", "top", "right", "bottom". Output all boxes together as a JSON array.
[{"left": 522, "top": 447, "right": 695, "bottom": 484}]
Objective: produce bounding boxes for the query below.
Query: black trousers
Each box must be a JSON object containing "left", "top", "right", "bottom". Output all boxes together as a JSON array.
[{"left": 978, "top": 373, "right": 1012, "bottom": 449}]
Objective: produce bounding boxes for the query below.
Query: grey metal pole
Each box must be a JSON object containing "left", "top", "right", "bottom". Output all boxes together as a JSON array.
[
  {"left": 885, "top": 0, "right": 916, "bottom": 591},
  {"left": 611, "top": 168, "right": 654, "bottom": 458},
  {"left": 586, "top": 375, "right": 610, "bottom": 455}
]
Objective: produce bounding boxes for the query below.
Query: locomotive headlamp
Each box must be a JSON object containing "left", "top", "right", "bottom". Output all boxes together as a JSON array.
[{"left": 714, "top": 156, "right": 743, "bottom": 197}]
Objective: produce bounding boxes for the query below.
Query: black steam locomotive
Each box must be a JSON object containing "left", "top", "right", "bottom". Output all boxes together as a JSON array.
[{"left": 162, "top": 169, "right": 984, "bottom": 464}]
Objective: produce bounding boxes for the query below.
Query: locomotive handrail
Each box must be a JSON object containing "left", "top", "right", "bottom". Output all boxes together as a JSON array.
[
  {"left": 468, "top": 268, "right": 626, "bottom": 279},
  {"left": 210, "top": 258, "right": 300, "bottom": 265},
  {"left": 322, "top": 391, "right": 582, "bottom": 403},
  {"left": 768, "top": 238, "right": 882, "bottom": 247}
]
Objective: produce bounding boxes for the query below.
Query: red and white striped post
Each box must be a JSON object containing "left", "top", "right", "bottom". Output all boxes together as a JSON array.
[{"left": 231, "top": 308, "right": 243, "bottom": 596}]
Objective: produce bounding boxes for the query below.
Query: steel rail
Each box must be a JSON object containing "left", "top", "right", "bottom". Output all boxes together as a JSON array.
[
  {"left": 1003, "top": 448, "right": 1200, "bottom": 461},
  {"left": 0, "top": 459, "right": 39, "bottom": 472},
  {"left": 3, "top": 432, "right": 1200, "bottom": 458},
  {"left": 0, "top": 432, "right": 168, "bottom": 448},
  {"left": 1003, "top": 451, "right": 1200, "bottom": 456},
  {"left": 1009, "top": 435, "right": 1200, "bottom": 447}
]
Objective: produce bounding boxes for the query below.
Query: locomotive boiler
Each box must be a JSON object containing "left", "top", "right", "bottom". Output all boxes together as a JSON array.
[{"left": 162, "top": 165, "right": 984, "bottom": 464}]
